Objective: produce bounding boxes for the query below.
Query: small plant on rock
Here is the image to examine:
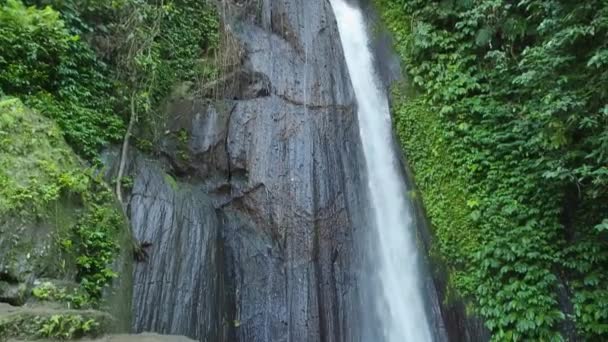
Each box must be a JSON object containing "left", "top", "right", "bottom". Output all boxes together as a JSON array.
[{"left": 37, "top": 314, "right": 99, "bottom": 339}]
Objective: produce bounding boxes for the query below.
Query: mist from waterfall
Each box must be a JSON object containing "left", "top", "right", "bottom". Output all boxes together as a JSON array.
[{"left": 330, "top": 1, "right": 433, "bottom": 341}]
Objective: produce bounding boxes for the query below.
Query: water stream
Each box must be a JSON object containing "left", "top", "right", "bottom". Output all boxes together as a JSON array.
[{"left": 330, "top": 1, "right": 433, "bottom": 341}]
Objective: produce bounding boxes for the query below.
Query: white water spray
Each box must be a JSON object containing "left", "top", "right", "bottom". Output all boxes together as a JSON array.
[{"left": 330, "top": 1, "right": 433, "bottom": 341}]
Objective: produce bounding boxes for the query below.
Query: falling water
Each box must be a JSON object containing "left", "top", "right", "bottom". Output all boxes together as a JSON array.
[{"left": 330, "top": 1, "right": 433, "bottom": 341}]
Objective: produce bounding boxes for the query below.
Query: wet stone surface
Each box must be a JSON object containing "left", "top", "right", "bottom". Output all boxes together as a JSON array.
[{"left": 117, "top": 0, "right": 372, "bottom": 341}]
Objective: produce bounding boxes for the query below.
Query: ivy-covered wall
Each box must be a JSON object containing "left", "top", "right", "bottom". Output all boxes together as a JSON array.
[{"left": 373, "top": 0, "right": 608, "bottom": 340}]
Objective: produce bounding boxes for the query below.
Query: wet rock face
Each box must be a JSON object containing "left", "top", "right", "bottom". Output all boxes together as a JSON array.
[
  {"left": 129, "top": 160, "right": 226, "bottom": 341},
  {"left": 126, "top": 0, "right": 370, "bottom": 341}
]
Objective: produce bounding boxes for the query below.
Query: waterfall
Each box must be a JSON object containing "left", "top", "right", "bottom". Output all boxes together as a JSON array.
[{"left": 330, "top": 1, "right": 434, "bottom": 341}]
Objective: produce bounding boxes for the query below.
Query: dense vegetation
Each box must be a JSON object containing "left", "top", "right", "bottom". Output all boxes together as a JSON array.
[
  {"left": 0, "top": 0, "right": 123, "bottom": 159},
  {"left": 3, "top": 0, "right": 605, "bottom": 339},
  {"left": 375, "top": 0, "right": 608, "bottom": 340},
  {"left": 0, "top": 0, "right": 219, "bottom": 159},
  {"left": 0, "top": 97, "right": 123, "bottom": 307},
  {"left": 0, "top": 0, "right": 219, "bottom": 311}
]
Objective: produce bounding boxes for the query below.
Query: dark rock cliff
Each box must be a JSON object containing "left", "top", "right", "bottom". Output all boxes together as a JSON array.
[{"left": 113, "top": 0, "right": 372, "bottom": 340}]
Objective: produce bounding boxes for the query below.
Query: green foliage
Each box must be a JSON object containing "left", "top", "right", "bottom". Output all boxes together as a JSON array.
[
  {"left": 37, "top": 314, "right": 99, "bottom": 339},
  {"left": 0, "top": 97, "right": 124, "bottom": 307},
  {"left": 0, "top": 311, "right": 106, "bottom": 340},
  {"left": 0, "top": 0, "right": 124, "bottom": 159},
  {"left": 32, "top": 282, "right": 91, "bottom": 308},
  {"left": 110, "top": 0, "right": 220, "bottom": 143},
  {"left": 32, "top": 282, "right": 64, "bottom": 301},
  {"left": 0, "top": 0, "right": 220, "bottom": 158},
  {"left": 0, "top": 0, "right": 68, "bottom": 93},
  {"left": 23, "top": 0, "right": 128, "bottom": 35},
  {"left": 391, "top": 94, "right": 480, "bottom": 291},
  {"left": 375, "top": 0, "right": 608, "bottom": 339},
  {"left": 151, "top": 0, "right": 219, "bottom": 103},
  {"left": 69, "top": 183, "right": 122, "bottom": 304},
  {"left": 0, "top": 97, "right": 85, "bottom": 217}
]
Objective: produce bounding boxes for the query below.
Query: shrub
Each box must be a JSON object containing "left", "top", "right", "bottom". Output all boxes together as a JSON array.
[{"left": 0, "top": 0, "right": 124, "bottom": 159}]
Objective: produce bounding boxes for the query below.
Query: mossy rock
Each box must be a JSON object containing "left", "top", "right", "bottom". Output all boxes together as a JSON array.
[
  {"left": 0, "top": 303, "right": 114, "bottom": 340},
  {"left": 0, "top": 282, "right": 27, "bottom": 307},
  {"left": 0, "top": 97, "right": 83, "bottom": 213},
  {"left": 0, "top": 97, "right": 86, "bottom": 284},
  {"left": 0, "top": 98, "right": 132, "bottom": 324}
]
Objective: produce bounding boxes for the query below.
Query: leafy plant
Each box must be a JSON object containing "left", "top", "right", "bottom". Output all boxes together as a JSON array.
[
  {"left": 32, "top": 282, "right": 64, "bottom": 301},
  {"left": 37, "top": 314, "right": 99, "bottom": 339},
  {"left": 0, "top": 0, "right": 124, "bottom": 159},
  {"left": 71, "top": 192, "right": 121, "bottom": 304},
  {"left": 375, "top": 0, "right": 608, "bottom": 339}
]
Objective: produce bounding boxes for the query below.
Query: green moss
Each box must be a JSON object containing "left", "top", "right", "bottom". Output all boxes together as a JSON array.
[
  {"left": 0, "top": 98, "right": 83, "bottom": 216},
  {"left": 389, "top": 85, "right": 482, "bottom": 307},
  {"left": 164, "top": 173, "right": 179, "bottom": 191},
  {"left": 0, "top": 97, "right": 126, "bottom": 308},
  {"left": 393, "top": 89, "right": 481, "bottom": 265},
  {"left": 0, "top": 97, "right": 83, "bottom": 281}
]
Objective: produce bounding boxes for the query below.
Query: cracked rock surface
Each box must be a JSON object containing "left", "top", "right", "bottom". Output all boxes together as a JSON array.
[{"left": 110, "top": 1, "right": 372, "bottom": 341}]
